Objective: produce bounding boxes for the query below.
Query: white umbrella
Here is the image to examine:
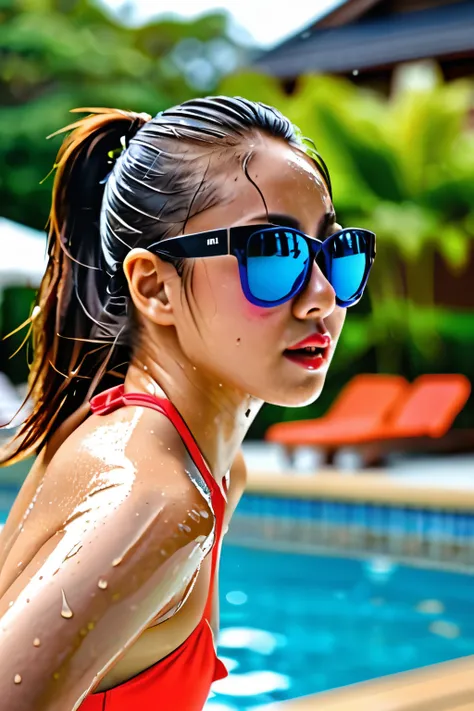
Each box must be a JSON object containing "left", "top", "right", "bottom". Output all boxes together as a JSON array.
[{"left": 0, "top": 217, "right": 48, "bottom": 288}]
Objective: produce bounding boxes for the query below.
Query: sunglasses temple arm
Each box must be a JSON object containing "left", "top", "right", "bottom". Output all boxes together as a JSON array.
[{"left": 149, "top": 228, "right": 230, "bottom": 259}]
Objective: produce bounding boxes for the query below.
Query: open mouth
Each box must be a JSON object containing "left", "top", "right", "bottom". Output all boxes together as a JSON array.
[
  {"left": 288, "top": 346, "right": 325, "bottom": 356},
  {"left": 283, "top": 333, "right": 331, "bottom": 371},
  {"left": 283, "top": 345, "right": 328, "bottom": 370}
]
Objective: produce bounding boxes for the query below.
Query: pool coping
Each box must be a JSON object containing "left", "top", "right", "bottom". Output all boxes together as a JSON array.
[
  {"left": 265, "top": 654, "right": 474, "bottom": 710},
  {"left": 246, "top": 470, "right": 474, "bottom": 511}
]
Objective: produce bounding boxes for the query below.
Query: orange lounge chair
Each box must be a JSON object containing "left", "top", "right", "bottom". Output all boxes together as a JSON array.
[
  {"left": 266, "top": 374, "right": 471, "bottom": 465},
  {"left": 353, "top": 373, "right": 472, "bottom": 465},
  {"left": 265, "top": 373, "right": 410, "bottom": 449}
]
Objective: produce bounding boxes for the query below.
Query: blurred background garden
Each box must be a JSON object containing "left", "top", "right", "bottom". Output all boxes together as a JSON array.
[{"left": 1, "top": 0, "right": 474, "bottom": 449}]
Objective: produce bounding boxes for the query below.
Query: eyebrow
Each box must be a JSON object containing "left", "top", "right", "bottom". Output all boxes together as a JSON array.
[{"left": 250, "top": 211, "right": 336, "bottom": 238}]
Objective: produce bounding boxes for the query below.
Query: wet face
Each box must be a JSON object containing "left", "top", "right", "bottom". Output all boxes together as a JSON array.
[{"left": 164, "top": 135, "right": 346, "bottom": 408}]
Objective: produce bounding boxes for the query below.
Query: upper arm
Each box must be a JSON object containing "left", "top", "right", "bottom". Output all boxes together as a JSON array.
[{"left": 0, "top": 440, "right": 214, "bottom": 711}]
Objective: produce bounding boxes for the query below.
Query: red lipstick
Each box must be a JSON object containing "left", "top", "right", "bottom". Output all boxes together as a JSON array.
[{"left": 284, "top": 333, "right": 331, "bottom": 371}]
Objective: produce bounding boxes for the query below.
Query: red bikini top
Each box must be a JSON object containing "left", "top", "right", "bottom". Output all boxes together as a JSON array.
[
  {"left": 89, "top": 383, "right": 228, "bottom": 622},
  {"left": 78, "top": 384, "right": 229, "bottom": 710}
]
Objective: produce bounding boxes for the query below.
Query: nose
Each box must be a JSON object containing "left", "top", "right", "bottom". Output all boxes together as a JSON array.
[{"left": 291, "top": 259, "right": 336, "bottom": 321}]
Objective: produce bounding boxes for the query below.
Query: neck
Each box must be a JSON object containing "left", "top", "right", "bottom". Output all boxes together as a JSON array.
[{"left": 124, "top": 328, "right": 262, "bottom": 478}]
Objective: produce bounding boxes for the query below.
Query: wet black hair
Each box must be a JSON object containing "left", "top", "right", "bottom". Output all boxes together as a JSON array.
[{"left": 0, "top": 96, "right": 331, "bottom": 464}]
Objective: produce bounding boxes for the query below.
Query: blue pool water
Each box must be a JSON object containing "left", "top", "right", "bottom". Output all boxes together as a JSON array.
[
  {"left": 0, "top": 487, "right": 18, "bottom": 522},
  {"left": 209, "top": 544, "right": 474, "bottom": 710}
]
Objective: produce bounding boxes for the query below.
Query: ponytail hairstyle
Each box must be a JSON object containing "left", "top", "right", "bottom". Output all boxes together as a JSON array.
[{"left": 0, "top": 97, "right": 331, "bottom": 465}]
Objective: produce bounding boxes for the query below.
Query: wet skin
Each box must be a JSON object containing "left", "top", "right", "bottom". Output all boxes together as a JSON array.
[{"left": 0, "top": 135, "right": 345, "bottom": 710}]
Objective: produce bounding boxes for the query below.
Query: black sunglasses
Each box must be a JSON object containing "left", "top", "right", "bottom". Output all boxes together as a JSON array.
[{"left": 149, "top": 223, "right": 376, "bottom": 308}]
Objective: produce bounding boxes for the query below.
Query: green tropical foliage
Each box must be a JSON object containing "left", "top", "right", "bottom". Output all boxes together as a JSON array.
[{"left": 0, "top": 0, "right": 244, "bottom": 227}]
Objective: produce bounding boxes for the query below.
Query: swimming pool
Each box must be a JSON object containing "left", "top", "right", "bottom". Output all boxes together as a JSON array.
[{"left": 208, "top": 543, "right": 474, "bottom": 710}]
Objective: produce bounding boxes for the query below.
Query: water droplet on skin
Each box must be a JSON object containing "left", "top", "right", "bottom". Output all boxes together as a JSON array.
[
  {"left": 218, "top": 383, "right": 222, "bottom": 387},
  {"left": 199, "top": 510, "right": 209, "bottom": 519},
  {"left": 112, "top": 556, "right": 123, "bottom": 567},
  {"left": 17, "top": 562, "right": 23, "bottom": 568},
  {"left": 60, "top": 589, "right": 74, "bottom": 619},
  {"left": 160, "top": 549, "right": 167, "bottom": 556},
  {"left": 14, "top": 674, "right": 22, "bottom": 684},
  {"left": 146, "top": 383, "right": 157, "bottom": 396},
  {"left": 98, "top": 579, "right": 108, "bottom": 590},
  {"left": 33, "top": 638, "right": 41, "bottom": 647},
  {"left": 143, "top": 365, "right": 148, "bottom": 371},
  {"left": 189, "top": 510, "right": 200, "bottom": 523},
  {"left": 178, "top": 523, "right": 191, "bottom": 533},
  {"left": 64, "top": 542, "right": 83, "bottom": 562}
]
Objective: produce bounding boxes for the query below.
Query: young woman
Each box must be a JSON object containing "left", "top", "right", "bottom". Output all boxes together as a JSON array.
[{"left": 0, "top": 96, "right": 375, "bottom": 711}]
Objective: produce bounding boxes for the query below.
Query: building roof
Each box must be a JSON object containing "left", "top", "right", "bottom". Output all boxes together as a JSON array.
[{"left": 253, "top": 1, "right": 474, "bottom": 77}]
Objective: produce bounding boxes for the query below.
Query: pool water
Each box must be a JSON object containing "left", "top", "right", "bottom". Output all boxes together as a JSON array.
[{"left": 209, "top": 544, "right": 474, "bottom": 710}]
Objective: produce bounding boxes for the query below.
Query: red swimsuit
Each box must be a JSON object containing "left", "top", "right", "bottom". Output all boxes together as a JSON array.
[{"left": 79, "top": 385, "right": 228, "bottom": 711}]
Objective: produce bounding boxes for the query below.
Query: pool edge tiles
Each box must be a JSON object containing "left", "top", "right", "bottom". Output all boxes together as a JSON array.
[
  {"left": 258, "top": 655, "right": 474, "bottom": 711},
  {"left": 229, "top": 472, "right": 474, "bottom": 572}
]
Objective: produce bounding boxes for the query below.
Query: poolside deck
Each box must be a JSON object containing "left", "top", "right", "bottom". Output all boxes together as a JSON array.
[
  {"left": 242, "top": 444, "right": 474, "bottom": 509},
  {"left": 268, "top": 655, "right": 474, "bottom": 711},
  {"left": 245, "top": 468, "right": 474, "bottom": 510}
]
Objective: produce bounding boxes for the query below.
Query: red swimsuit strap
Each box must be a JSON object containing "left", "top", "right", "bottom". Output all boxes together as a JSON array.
[{"left": 90, "top": 384, "right": 226, "bottom": 622}]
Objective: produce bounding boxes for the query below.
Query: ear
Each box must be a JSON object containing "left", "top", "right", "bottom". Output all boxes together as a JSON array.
[{"left": 123, "top": 248, "right": 178, "bottom": 326}]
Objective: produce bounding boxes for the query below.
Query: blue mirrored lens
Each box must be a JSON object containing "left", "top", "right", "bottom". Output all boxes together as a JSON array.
[
  {"left": 324, "top": 230, "right": 368, "bottom": 303},
  {"left": 247, "top": 229, "right": 309, "bottom": 303}
]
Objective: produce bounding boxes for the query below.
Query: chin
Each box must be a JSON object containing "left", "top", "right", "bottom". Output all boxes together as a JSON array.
[{"left": 264, "top": 377, "right": 327, "bottom": 409}]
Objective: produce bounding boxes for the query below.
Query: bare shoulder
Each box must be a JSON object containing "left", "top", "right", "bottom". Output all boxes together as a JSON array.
[
  {"left": 0, "top": 405, "right": 215, "bottom": 711},
  {"left": 0, "top": 403, "right": 214, "bottom": 602},
  {"left": 45, "top": 401, "right": 213, "bottom": 514}
]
